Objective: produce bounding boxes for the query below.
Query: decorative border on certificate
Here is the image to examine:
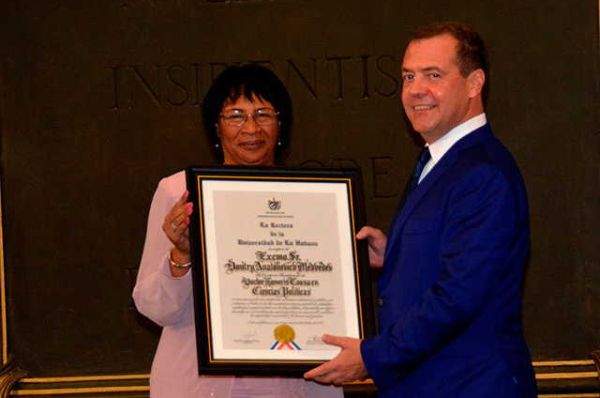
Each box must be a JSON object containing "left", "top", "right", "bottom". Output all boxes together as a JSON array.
[{"left": 186, "top": 166, "right": 375, "bottom": 375}]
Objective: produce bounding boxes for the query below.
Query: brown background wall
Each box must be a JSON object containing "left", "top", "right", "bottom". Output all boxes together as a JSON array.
[{"left": 0, "top": 0, "right": 598, "bottom": 380}]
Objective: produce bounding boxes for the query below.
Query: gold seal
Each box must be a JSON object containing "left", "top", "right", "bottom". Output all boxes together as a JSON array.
[{"left": 274, "top": 324, "right": 295, "bottom": 343}]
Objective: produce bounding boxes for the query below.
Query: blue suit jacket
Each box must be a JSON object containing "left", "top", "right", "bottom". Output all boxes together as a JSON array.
[{"left": 361, "top": 125, "right": 536, "bottom": 397}]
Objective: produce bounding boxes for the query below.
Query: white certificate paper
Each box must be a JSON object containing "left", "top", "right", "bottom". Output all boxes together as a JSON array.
[{"left": 188, "top": 168, "right": 373, "bottom": 374}]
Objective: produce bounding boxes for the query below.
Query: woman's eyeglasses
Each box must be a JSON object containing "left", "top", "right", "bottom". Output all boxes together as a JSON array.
[{"left": 220, "top": 109, "right": 279, "bottom": 127}]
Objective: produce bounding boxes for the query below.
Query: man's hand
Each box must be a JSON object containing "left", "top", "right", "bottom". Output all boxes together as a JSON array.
[
  {"left": 304, "top": 335, "right": 368, "bottom": 385},
  {"left": 356, "top": 226, "right": 387, "bottom": 268}
]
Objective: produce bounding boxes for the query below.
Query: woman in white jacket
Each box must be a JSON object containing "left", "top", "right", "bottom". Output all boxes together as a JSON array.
[{"left": 133, "top": 64, "right": 342, "bottom": 398}]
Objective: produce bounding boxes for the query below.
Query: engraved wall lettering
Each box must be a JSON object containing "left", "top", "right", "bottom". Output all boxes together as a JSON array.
[
  {"left": 110, "top": 64, "right": 206, "bottom": 110},
  {"left": 110, "top": 65, "right": 134, "bottom": 110},
  {"left": 286, "top": 59, "right": 318, "bottom": 99},
  {"left": 165, "top": 65, "right": 190, "bottom": 106},
  {"left": 326, "top": 56, "right": 352, "bottom": 100},
  {"left": 370, "top": 156, "right": 401, "bottom": 198},
  {"left": 374, "top": 55, "right": 400, "bottom": 97},
  {"left": 297, "top": 157, "right": 402, "bottom": 200},
  {"left": 361, "top": 55, "right": 370, "bottom": 99},
  {"left": 108, "top": 55, "right": 402, "bottom": 111},
  {"left": 133, "top": 65, "right": 162, "bottom": 107},
  {"left": 191, "top": 63, "right": 204, "bottom": 105}
]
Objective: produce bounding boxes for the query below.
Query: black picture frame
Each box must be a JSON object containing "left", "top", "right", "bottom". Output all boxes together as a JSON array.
[{"left": 186, "top": 166, "right": 375, "bottom": 376}]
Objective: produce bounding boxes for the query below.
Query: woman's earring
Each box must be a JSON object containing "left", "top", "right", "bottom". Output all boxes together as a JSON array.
[
  {"left": 277, "top": 139, "right": 283, "bottom": 147},
  {"left": 214, "top": 125, "right": 221, "bottom": 148}
]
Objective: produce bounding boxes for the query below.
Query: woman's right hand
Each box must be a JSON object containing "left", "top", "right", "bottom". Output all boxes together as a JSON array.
[{"left": 162, "top": 191, "right": 193, "bottom": 264}]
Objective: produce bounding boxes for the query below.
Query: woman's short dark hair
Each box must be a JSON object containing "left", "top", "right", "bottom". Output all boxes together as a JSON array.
[{"left": 202, "top": 64, "right": 293, "bottom": 161}]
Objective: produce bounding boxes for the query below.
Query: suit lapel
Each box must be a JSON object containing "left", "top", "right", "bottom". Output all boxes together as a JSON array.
[{"left": 385, "top": 125, "right": 494, "bottom": 255}]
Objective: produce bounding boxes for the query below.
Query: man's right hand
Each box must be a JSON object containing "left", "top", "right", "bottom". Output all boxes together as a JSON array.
[{"left": 356, "top": 226, "right": 387, "bottom": 268}]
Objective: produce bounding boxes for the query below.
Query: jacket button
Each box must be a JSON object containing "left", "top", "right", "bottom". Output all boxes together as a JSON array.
[{"left": 377, "top": 298, "right": 384, "bottom": 306}]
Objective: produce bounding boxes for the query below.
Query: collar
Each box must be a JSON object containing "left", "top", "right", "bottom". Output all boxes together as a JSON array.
[
  {"left": 417, "top": 113, "right": 487, "bottom": 184},
  {"left": 427, "top": 113, "right": 487, "bottom": 164}
]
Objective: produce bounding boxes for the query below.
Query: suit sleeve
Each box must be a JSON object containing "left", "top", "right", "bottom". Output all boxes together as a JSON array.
[
  {"left": 132, "top": 177, "right": 193, "bottom": 327},
  {"left": 361, "top": 165, "right": 521, "bottom": 388}
]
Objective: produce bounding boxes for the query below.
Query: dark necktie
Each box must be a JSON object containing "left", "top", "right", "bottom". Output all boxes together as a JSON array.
[
  {"left": 396, "top": 147, "right": 431, "bottom": 211},
  {"left": 407, "top": 147, "right": 431, "bottom": 193}
]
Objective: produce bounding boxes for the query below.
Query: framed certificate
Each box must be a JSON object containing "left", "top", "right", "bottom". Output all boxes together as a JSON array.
[{"left": 186, "top": 166, "right": 375, "bottom": 375}]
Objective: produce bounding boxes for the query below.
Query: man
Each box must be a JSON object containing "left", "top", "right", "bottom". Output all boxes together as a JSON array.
[{"left": 305, "top": 22, "right": 537, "bottom": 397}]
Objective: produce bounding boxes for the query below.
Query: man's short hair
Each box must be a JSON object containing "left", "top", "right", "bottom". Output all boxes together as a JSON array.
[{"left": 411, "top": 21, "right": 488, "bottom": 79}]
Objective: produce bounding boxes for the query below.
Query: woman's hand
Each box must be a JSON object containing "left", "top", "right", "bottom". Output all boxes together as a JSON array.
[
  {"left": 162, "top": 191, "right": 193, "bottom": 274},
  {"left": 356, "top": 226, "right": 387, "bottom": 269}
]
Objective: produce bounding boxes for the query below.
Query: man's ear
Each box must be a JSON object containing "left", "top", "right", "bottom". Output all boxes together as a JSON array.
[{"left": 467, "top": 69, "right": 485, "bottom": 98}]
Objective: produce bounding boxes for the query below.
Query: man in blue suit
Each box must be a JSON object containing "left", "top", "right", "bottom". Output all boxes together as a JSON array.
[{"left": 305, "top": 22, "right": 537, "bottom": 397}]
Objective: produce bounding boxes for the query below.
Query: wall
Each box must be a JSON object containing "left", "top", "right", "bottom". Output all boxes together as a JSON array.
[{"left": 0, "top": 0, "right": 598, "bottom": 395}]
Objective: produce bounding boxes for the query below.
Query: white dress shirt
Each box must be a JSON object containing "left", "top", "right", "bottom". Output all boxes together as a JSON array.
[{"left": 419, "top": 113, "right": 487, "bottom": 183}]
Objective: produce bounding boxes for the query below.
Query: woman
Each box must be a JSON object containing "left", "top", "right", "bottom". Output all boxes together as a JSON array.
[{"left": 133, "top": 64, "right": 342, "bottom": 398}]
